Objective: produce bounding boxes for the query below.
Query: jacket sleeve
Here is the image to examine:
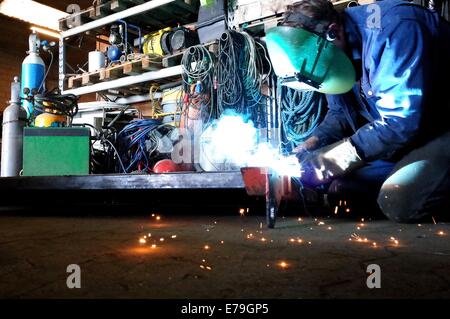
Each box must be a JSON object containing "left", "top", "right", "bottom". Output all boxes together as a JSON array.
[
  {"left": 350, "top": 21, "right": 431, "bottom": 161},
  {"left": 312, "top": 94, "right": 353, "bottom": 147}
]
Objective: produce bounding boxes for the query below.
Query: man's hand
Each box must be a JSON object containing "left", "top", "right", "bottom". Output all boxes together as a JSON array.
[
  {"left": 293, "top": 136, "right": 320, "bottom": 162},
  {"left": 300, "top": 139, "right": 364, "bottom": 185}
]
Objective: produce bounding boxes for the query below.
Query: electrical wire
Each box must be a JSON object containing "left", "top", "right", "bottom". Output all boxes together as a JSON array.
[{"left": 279, "top": 83, "right": 325, "bottom": 151}]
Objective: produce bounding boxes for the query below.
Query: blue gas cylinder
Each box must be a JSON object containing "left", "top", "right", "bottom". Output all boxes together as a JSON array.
[{"left": 21, "top": 53, "right": 45, "bottom": 117}]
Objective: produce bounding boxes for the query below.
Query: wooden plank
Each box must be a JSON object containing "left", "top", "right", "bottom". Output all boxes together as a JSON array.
[
  {"left": 81, "top": 72, "right": 101, "bottom": 86},
  {"left": 99, "top": 64, "right": 124, "bottom": 81},
  {"left": 68, "top": 76, "right": 83, "bottom": 89},
  {"left": 122, "top": 60, "right": 143, "bottom": 76},
  {"left": 141, "top": 56, "right": 163, "bottom": 71},
  {"left": 162, "top": 51, "right": 184, "bottom": 68}
]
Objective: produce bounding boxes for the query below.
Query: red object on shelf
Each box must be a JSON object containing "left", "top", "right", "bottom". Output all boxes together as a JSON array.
[{"left": 153, "top": 159, "right": 178, "bottom": 173}]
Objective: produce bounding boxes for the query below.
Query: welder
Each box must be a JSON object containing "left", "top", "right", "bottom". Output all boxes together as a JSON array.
[{"left": 266, "top": 0, "right": 450, "bottom": 223}]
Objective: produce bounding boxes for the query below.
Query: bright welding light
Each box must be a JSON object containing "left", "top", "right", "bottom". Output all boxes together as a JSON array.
[{"left": 198, "top": 112, "right": 302, "bottom": 177}]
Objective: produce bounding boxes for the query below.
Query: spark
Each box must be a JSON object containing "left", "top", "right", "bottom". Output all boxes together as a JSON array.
[
  {"left": 289, "top": 238, "right": 295, "bottom": 243},
  {"left": 261, "top": 237, "right": 267, "bottom": 242},
  {"left": 318, "top": 221, "right": 325, "bottom": 225},
  {"left": 334, "top": 206, "right": 338, "bottom": 214},
  {"left": 148, "top": 233, "right": 152, "bottom": 237},
  {"left": 204, "top": 245, "right": 210, "bottom": 250},
  {"left": 417, "top": 224, "right": 422, "bottom": 227},
  {"left": 372, "top": 242, "right": 377, "bottom": 247},
  {"left": 202, "top": 259, "right": 206, "bottom": 263},
  {"left": 156, "top": 216, "right": 161, "bottom": 221},
  {"left": 344, "top": 201, "right": 347, "bottom": 206},
  {"left": 214, "top": 221, "right": 217, "bottom": 224},
  {"left": 239, "top": 208, "right": 245, "bottom": 216},
  {"left": 345, "top": 208, "right": 350, "bottom": 213},
  {"left": 298, "top": 217, "right": 302, "bottom": 222},
  {"left": 160, "top": 238, "right": 165, "bottom": 242},
  {"left": 260, "top": 222, "right": 263, "bottom": 229},
  {"left": 200, "top": 265, "right": 205, "bottom": 269},
  {"left": 361, "top": 218, "right": 365, "bottom": 222},
  {"left": 432, "top": 216, "right": 437, "bottom": 225},
  {"left": 151, "top": 244, "right": 157, "bottom": 249},
  {"left": 438, "top": 231, "right": 445, "bottom": 236},
  {"left": 357, "top": 227, "right": 361, "bottom": 230},
  {"left": 308, "top": 241, "right": 312, "bottom": 245},
  {"left": 278, "top": 261, "right": 288, "bottom": 269},
  {"left": 151, "top": 214, "right": 155, "bottom": 217},
  {"left": 327, "top": 226, "right": 332, "bottom": 230},
  {"left": 139, "top": 238, "right": 146, "bottom": 244},
  {"left": 220, "top": 240, "right": 224, "bottom": 244},
  {"left": 171, "top": 235, "right": 177, "bottom": 239},
  {"left": 143, "top": 235, "right": 147, "bottom": 239},
  {"left": 339, "top": 200, "right": 342, "bottom": 206},
  {"left": 394, "top": 240, "right": 399, "bottom": 245},
  {"left": 206, "top": 266, "right": 212, "bottom": 271}
]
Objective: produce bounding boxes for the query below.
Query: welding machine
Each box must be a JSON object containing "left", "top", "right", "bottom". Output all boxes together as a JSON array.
[{"left": 23, "top": 127, "right": 90, "bottom": 176}]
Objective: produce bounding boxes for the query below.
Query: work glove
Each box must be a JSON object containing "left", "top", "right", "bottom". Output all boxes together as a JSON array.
[
  {"left": 293, "top": 135, "right": 320, "bottom": 162},
  {"left": 298, "top": 138, "right": 364, "bottom": 186}
]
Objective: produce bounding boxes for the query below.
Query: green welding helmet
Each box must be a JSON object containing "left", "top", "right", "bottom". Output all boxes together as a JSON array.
[{"left": 266, "top": 26, "right": 355, "bottom": 94}]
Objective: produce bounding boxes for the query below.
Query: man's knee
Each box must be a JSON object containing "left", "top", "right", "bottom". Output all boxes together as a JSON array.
[{"left": 377, "top": 186, "right": 418, "bottom": 223}]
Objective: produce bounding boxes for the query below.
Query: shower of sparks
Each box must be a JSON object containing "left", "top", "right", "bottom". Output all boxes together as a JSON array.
[{"left": 139, "top": 238, "right": 146, "bottom": 244}]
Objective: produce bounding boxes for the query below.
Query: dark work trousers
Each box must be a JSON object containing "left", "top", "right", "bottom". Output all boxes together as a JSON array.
[{"left": 327, "top": 131, "right": 450, "bottom": 223}]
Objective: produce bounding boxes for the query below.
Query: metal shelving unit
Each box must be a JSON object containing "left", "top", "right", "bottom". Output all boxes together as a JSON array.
[{"left": 58, "top": 0, "right": 191, "bottom": 100}]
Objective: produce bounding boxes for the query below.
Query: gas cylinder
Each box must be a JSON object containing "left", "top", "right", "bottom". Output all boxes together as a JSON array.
[
  {"left": 1, "top": 77, "right": 28, "bottom": 177},
  {"left": 21, "top": 32, "right": 45, "bottom": 117}
]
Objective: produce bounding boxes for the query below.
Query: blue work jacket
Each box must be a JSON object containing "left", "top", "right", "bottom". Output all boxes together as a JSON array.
[{"left": 313, "top": 0, "right": 450, "bottom": 161}]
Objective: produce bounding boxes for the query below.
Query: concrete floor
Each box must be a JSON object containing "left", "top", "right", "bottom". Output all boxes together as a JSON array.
[{"left": 0, "top": 213, "right": 449, "bottom": 298}]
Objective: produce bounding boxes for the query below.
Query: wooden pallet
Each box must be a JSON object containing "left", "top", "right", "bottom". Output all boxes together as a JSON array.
[
  {"left": 59, "top": 0, "right": 199, "bottom": 31},
  {"left": 67, "top": 55, "right": 163, "bottom": 89}
]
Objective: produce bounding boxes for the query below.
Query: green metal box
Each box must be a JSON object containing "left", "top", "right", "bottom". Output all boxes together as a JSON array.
[{"left": 23, "top": 127, "right": 90, "bottom": 176}]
